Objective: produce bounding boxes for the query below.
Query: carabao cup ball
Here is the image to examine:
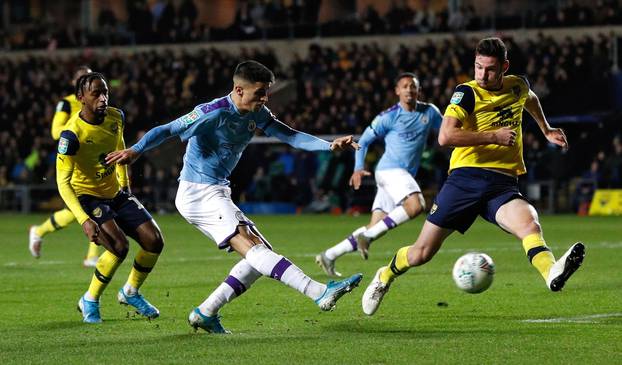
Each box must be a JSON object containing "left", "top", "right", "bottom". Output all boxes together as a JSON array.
[{"left": 452, "top": 252, "right": 495, "bottom": 294}]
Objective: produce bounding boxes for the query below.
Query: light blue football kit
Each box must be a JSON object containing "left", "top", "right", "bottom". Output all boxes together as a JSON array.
[
  {"left": 317, "top": 101, "right": 444, "bottom": 274},
  {"left": 129, "top": 93, "right": 363, "bottom": 330},
  {"left": 132, "top": 94, "right": 330, "bottom": 186},
  {"left": 355, "top": 101, "right": 442, "bottom": 177},
  {"left": 355, "top": 102, "right": 442, "bottom": 212}
]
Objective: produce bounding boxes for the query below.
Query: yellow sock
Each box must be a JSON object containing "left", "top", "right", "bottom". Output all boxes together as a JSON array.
[
  {"left": 126, "top": 250, "right": 160, "bottom": 292},
  {"left": 87, "top": 251, "right": 122, "bottom": 301},
  {"left": 522, "top": 233, "right": 555, "bottom": 280},
  {"left": 35, "top": 208, "right": 75, "bottom": 237},
  {"left": 86, "top": 242, "right": 100, "bottom": 260},
  {"left": 379, "top": 246, "right": 411, "bottom": 284}
]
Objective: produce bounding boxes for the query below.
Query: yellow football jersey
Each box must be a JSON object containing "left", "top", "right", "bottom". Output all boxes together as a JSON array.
[
  {"left": 444, "top": 75, "right": 529, "bottom": 176},
  {"left": 56, "top": 107, "right": 127, "bottom": 201},
  {"left": 52, "top": 94, "right": 82, "bottom": 140}
]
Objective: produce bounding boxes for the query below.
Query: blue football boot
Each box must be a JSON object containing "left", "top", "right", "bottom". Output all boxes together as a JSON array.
[
  {"left": 117, "top": 288, "right": 160, "bottom": 319},
  {"left": 188, "top": 308, "right": 231, "bottom": 334},
  {"left": 77, "top": 295, "right": 102, "bottom": 324},
  {"left": 315, "top": 273, "right": 363, "bottom": 311}
]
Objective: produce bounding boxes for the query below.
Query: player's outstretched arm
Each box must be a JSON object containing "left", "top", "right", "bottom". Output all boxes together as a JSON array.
[
  {"left": 349, "top": 170, "right": 371, "bottom": 190},
  {"left": 330, "top": 135, "right": 360, "bottom": 152},
  {"left": 524, "top": 89, "right": 568, "bottom": 150}
]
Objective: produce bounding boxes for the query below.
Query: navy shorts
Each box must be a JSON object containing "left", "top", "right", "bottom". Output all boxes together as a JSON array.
[
  {"left": 426, "top": 167, "right": 526, "bottom": 234},
  {"left": 78, "top": 190, "right": 153, "bottom": 234}
]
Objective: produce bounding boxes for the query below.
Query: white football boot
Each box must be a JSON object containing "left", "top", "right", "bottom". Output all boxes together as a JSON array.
[
  {"left": 546, "top": 242, "right": 585, "bottom": 292},
  {"left": 362, "top": 266, "right": 391, "bottom": 315}
]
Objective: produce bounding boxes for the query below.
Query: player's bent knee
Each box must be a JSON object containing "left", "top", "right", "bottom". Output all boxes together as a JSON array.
[
  {"left": 403, "top": 195, "right": 425, "bottom": 218},
  {"left": 112, "top": 244, "right": 129, "bottom": 260}
]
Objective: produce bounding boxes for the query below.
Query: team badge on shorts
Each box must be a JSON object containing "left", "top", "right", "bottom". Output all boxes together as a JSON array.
[
  {"left": 450, "top": 92, "right": 464, "bottom": 105},
  {"left": 92, "top": 207, "right": 103, "bottom": 218},
  {"left": 430, "top": 203, "right": 438, "bottom": 215}
]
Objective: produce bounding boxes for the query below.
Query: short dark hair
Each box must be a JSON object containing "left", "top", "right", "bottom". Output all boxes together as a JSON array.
[
  {"left": 476, "top": 37, "right": 507, "bottom": 62},
  {"left": 394, "top": 72, "right": 419, "bottom": 86},
  {"left": 75, "top": 72, "right": 107, "bottom": 97},
  {"left": 233, "top": 60, "right": 275, "bottom": 83}
]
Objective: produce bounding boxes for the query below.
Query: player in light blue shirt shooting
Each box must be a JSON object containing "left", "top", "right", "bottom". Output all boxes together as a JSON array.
[{"left": 107, "top": 60, "right": 363, "bottom": 334}]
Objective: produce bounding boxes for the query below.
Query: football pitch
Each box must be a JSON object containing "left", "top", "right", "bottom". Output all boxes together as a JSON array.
[{"left": 0, "top": 213, "right": 620, "bottom": 364}]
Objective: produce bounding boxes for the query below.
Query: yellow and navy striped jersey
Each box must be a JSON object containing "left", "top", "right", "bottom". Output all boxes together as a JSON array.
[
  {"left": 444, "top": 75, "right": 530, "bottom": 176},
  {"left": 56, "top": 107, "right": 128, "bottom": 201},
  {"left": 52, "top": 94, "right": 82, "bottom": 140}
]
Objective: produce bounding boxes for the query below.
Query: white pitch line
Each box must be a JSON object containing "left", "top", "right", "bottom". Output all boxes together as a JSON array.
[
  {"left": 4, "top": 241, "right": 622, "bottom": 268},
  {"left": 522, "top": 313, "right": 622, "bottom": 324}
]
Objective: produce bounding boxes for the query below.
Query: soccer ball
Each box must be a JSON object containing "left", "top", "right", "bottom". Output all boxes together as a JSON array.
[{"left": 452, "top": 252, "right": 495, "bottom": 294}]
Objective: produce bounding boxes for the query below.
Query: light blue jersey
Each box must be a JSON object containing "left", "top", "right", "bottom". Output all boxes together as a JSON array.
[
  {"left": 132, "top": 94, "right": 330, "bottom": 185},
  {"left": 355, "top": 102, "right": 442, "bottom": 176}
]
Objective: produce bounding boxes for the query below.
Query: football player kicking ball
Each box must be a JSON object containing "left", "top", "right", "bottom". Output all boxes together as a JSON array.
[
  {"left": 362, "top": 37, "right": 585, "bottom": 315},
  {"left": 57, "top": 73, "right": 164, "bottom": 323},
  {"left": 316, "top": 73, "right": 442, "bottom": 276},
  {"left": 107, "top": 60, "right": 362, "bottom": 334}
]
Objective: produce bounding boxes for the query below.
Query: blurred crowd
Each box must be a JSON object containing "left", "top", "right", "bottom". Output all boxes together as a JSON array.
[
  {"left": 0, "top": 33, "right": 620, "bottom": 213},
  {"left": 3, "top": 1, "right": 622, "bottom": 50}
]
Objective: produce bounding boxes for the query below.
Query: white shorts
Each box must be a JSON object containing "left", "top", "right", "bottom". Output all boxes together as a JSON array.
[
  {"left": 175, "top": 180, "right": 255, "bottom": 250},
  {"left": 372, "top": 168, "right": 421, "bottom": 213}
]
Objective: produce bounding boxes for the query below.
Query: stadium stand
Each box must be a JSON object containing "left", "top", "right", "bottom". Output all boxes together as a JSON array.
[{"left": 0, "top": 1, "right": 621, "bottom": 214}]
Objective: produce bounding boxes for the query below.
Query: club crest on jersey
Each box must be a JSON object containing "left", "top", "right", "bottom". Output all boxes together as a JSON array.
[
  {"left": 512, "top": 86, "right": 521, "bottom": 98},
  {"left": 111, "top": 124, "right": 118, "bottom": 133},
  {"left": 248, "top": 120, "right": 256, "bottom": 132},
  {"left": 92, "top": 207, "right": 103, "bottom": 218},
  {"left": 450, "top": 92, "right": 464, "bottom": 105},
  {"left": 422, "top": 115, "right": 429, "bottom": 124},
  {"left": 58, "top": 137, "right": 69, "bottom": 154},
  {"left": 182, "top": 111, "right": 201, "bottom": 125}
]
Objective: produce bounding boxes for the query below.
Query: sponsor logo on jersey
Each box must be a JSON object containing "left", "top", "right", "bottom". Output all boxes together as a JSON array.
[
  {"left": 450, "top": 92, "right": 464, "bottom": 105},
  {"left": 182, "top": 110, "right": 201, "bottom": 125},
  {"left": 58, "top": 137, "right": 69, "bottom": 154}
]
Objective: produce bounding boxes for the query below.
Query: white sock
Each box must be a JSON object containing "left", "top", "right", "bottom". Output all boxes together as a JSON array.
[
  {"left": 199, "top": 259, "right": 261, "bottom": 316},
  {"left": 245, "top": 244, "right": 326, "bottom": 300},
  {"left": 123, "top": 284, "right": 137, "bottom": 296},
  {"left": 84, "top": 291, "right": 97, "bottom": 302},
  {"left": 364, "top": 206, "right": 411, "bottom": 240},
  {"left": 325, "top": 226, "right": 366, "bottom": 260}
]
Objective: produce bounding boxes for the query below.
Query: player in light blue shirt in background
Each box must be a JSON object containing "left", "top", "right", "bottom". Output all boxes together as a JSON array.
[
  {"left": 107, "top": 60, "right": 363, "bottom": 334},
  {"left": 317, "top": 73, "right": 442, "bottom": 277}
]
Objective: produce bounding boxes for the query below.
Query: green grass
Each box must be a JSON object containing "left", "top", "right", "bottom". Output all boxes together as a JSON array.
[{"left": 1, "top": 213, "right": 620, "bottom": 364}]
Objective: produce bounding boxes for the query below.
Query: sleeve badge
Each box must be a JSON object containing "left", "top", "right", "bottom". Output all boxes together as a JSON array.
[
  {"left": 58, "top": 137, "right": 69, "bottom": 154},
  {"left": 450, "top": 92, "right": 464, "bottom": 105}
]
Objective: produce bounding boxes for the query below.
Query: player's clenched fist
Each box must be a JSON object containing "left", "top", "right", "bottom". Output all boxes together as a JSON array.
[{"left": 492, "top": 127, "right": 517, "bottom": 146}]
